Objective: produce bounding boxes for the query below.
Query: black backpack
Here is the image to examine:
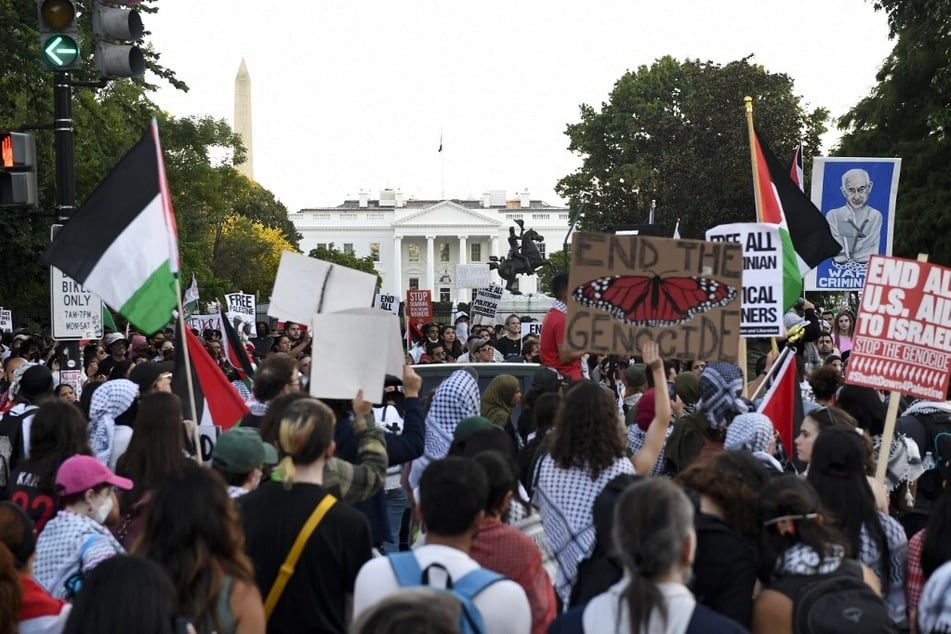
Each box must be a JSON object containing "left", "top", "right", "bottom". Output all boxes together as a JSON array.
[
  {"left": 0, "top": 407, "right": 32, "bottom": 490},
  {"left": 789, "top": 560, "right": 893, "bottom": 634},
  {"left": 899, "top": 410, "right": 951, "bottom": 500}
]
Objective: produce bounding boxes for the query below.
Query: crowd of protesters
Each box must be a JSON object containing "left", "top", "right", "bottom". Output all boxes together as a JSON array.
[{"left": 0, "top": 278, "right": 946, "bottom": 633}]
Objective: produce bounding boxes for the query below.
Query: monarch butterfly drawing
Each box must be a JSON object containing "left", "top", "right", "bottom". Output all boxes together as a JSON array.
[{"left": 572, "top": 274, "right": 737, "bottom": 327}]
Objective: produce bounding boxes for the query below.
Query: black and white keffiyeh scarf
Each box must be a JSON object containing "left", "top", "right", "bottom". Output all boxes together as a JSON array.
[{"left": 698, "top": 362, "right": 748, "bottom": 430}]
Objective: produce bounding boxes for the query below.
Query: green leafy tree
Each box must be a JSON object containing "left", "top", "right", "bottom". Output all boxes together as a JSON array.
[
  {"left": 308, "top": 244, "right": 382, "bottom": 291},
  {"left": 835, "top": 0, "right": 951, "bottom": 263},
  {"left": 536, "top": 250, "right": 570, "bottom": 294},
  {"left": 557, "top": 56, "right": 828, "bottom": 238}
]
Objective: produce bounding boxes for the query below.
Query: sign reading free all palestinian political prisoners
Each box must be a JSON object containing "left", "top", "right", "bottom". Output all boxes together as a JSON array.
[
  {"left": 565, "top": 233, "right": 742, "bottom": 362},
  {"left": 471, "top": 284, "right": 504, "bottom": 321},
  {"left": 845, "top": 255, "right": 951, "bottom": 401},
  {"left": 705, "top": 223, "right": 783, "bottom": 337}
]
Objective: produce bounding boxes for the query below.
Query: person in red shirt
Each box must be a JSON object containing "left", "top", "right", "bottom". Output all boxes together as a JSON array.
[{"left": 540, "top": 274, "right": 585, "bottom": 382}]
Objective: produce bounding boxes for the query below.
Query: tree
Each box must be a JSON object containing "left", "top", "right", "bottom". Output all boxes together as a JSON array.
[
  {"left": 308, "top": 245, "right": 382, "bottom": 291},
  {"left": 536, "top": 250, "right": 570, "bottom": 295},
  {"left": 835, "top": 1, "right": 951, "bottom": 263},
  {"left": 557, "top": 56, "right": 828, "bottom": 238},
  {"left": 211, "top": 216, "right": 295, "bottom": 300}
]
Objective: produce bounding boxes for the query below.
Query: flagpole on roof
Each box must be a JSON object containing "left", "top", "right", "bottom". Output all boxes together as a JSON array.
[
  {"left": 744, "top": 96, "right": 765, "bottom": 223},
  {"left": 174, "top": 275, "right": 199, "bottom": 438}
]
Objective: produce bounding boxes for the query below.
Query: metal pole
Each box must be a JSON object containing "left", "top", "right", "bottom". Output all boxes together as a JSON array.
[{"left": 53, "top": 71, "right": 75, "bottom": 220}]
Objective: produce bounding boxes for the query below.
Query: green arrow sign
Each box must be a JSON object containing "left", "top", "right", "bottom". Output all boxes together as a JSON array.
[{"left": 42, "top": 34, "right": 79, "bottom": 68}]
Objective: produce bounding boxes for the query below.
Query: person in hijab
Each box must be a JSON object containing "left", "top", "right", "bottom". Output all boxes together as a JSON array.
[
  {"left": 408, "top": 368, "right": 480, "bottom": 489},
  {"left": 86, "top": 379, "right": 138, "bottom": 467},
  {"left": 481, "top": 374, "right": 521, "bottom": 449},
  {"left": 664, "top": 362, "right": 749, "bottom": 475},
  {"left": 724, "top": 412, "right": 785, "bottom": 473}
]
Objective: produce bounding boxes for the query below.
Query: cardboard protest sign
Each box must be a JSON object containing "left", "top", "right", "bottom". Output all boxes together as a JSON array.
[
  {"left": 310, "top": 308, "right": 404, "bottom": 400},
  {"left": 268, "top": 251, "right": 376, "bottom": 324},
  {"left": 565, "top": 233, "right": 742, "bottom": 362},
  {"left": 225, "top": 292, "right": 257, "bottom": 338},
  {"left": 187, "top": 313, "right": 223, "bottom": 334},
  {"left": 455, "top": 264, "right": 491, "bottom": 289},
  {"left": 471, "top": 284, "right": 504, "bottom": 324},
  {"left": 706, "top": 223, "right": 783, "bottom": 337},
  {"left": 374, "top": 293, "right": 401, "bottom": 315},
  {"left": 845, "top": 255, "right": 951, "bottom": 401}
]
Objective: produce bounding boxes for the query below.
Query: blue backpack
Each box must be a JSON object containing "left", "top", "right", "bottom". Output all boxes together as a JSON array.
[{"left": 388, "top": 551, "right": 505, "bottom": 634}]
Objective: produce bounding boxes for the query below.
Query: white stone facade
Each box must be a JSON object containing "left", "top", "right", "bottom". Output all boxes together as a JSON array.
[{"left": 291, "top": 190, "right": 571, "bottom": 303}]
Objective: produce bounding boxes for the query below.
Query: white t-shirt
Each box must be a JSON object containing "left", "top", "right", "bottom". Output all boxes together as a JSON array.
[{"left": 353, "top": 544, "right": 531, "bottom": 634}]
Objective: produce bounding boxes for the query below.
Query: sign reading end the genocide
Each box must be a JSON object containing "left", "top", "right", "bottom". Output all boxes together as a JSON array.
[
  {"left": 565, "top": 233, "right": 742, "bottom": 362},
  {"left": 705, "top": 223, "right": 783, "bottom": 337},
  {"left": 845, "top": 255, "right": 951, "bottom": 401}
]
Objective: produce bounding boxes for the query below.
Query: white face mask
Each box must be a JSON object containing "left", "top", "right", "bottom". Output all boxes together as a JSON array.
[{"left": 93, "top": 492, "right": 114, "bottom": 524}]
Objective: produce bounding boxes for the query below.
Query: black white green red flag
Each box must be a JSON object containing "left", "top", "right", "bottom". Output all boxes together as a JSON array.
[
  {"left": 43, "top": 119, "right": 179, "bottom": 335},
  {"left": 172, "top": 319, "right": 248, "bottom": 430}
]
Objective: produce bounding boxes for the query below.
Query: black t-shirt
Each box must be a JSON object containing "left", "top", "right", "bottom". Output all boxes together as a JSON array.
[
  {"left": 493, "top": 336, "right": 521, "bottom": 357},
  {"left": 240, "top": 481, "right": 372, "bottom": 634},
  {"left": 6, "top": 466, "right": 57, "bottom": 535}
]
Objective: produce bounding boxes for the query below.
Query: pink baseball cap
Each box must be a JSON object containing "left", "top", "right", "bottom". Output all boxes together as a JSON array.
[{"left": 55, "top": 455, "right": 133, "bottom": 496}]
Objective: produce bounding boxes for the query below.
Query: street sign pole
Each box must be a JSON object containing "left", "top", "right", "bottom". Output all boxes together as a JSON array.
[{"left": 53, "top": 71, "right": 75, "bottom": 219}]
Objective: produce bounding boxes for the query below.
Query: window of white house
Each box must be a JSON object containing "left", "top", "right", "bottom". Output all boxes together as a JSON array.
[
  {"left": 470, "top": 243, "right": 482, "bottom": 261},
  {"left": 538, "top": 242, "right": 546, "bottom": 259},
  {"left": 316, "top": 243, "right": 327, "bottom": 251},
  {"left": 439, "top": 243, "right": 450, "bottom": 262},
  {"left": 343, "top": 243, "right": 354, "bottom": 255},
  {"left": 370, "top": 243, "right": 380, "bottom": 262},
  {"left": 440, "top": 288, "right": 451, "bottom": 303},
  {"left": 409, "top": 277, "right": 420, "bottom": 290},
  {"left": 408, "top": 244, "right": 420, "bottom": 262}
]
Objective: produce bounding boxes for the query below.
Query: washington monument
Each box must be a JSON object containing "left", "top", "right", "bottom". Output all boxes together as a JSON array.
[{"left": 234, "top": 58, "right": 253, "bottom": 179}]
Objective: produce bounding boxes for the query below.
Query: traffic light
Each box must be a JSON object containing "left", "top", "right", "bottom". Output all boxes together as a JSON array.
[
  {"left": 36, "top": 0, "right": 81, "bottom": 71},
  {"left": 0, "top": 132, "right": 38, "bottom": 208},
  {"left": 92, "top": 1, "right": 145, "bottom": 80}
]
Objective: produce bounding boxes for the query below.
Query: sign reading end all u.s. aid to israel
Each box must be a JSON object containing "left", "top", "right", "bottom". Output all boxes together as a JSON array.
[{"left": 845, "top": 255, "right": 951, "bottom": 401}]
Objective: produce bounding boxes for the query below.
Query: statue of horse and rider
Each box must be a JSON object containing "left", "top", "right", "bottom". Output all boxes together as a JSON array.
[{"left": 488, "top": 219, "right": 555, "bottom": 293}]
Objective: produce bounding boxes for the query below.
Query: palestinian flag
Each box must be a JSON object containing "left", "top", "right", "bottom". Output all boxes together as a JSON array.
[
  {"left": 183, "top": 273, "right": 200, "bottom": 317},
  {"left": 219, "top": 304, "right": 255, "bottom": 385},
  {"left": 752, "top": 129, "right": 841, "bottom": 310},
  {"left": 757, "top": 349, "right": 803, "bottom": 457},
  {"left": 43, "top": 120, "right": 179, "bottom": 335},
  {"left": 172, "top": 318, "right": 248, "bottom": 430},
  {"left": 788, "top": 142, "right": 804, "bottom": 192}
]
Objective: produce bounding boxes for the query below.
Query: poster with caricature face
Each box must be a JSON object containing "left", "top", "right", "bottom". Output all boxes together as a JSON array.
[{"left": 805, "top": 157, "right": 900, "bottom": 292}]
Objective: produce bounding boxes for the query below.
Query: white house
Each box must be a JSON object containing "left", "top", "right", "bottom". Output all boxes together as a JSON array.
[{"left": 291, "top": 189, "right": 572, "bottom": 304}]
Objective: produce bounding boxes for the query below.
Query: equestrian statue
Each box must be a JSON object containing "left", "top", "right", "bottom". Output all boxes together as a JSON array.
[{"left": 488, "top": 219, "right": 555, "bottom": 294}]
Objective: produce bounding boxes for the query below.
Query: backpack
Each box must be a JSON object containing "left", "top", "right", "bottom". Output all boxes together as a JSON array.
[
  {"left": 0, "top": 406, "right": 32, "bottom": 490},
  {"left": 387, "top": 552, "right": 505, "bottom": 634},
  {"left": 899, "top": 410, "right": 951, "bottom": 501},
  {"left": 790, "top": 560, "right": 893, "bottom": 634}
]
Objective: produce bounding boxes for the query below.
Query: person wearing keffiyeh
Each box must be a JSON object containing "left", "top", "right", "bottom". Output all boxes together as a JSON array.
[
  {"left": 87, "top": 379, "right": 138, "bottom": 466},
  {"left": 408, "top": 368, "right": 480, "bottom": 489},
  {"left": 664, "top": 362, "right": 749, "bottom": 475}
]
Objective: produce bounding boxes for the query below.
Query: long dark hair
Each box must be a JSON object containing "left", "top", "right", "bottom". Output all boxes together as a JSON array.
[
  {"left": 549, "top": 381, "right": 626, "bottom": 479},
  {"left": 922, "top": 485, "right": 951, "bottom": 579},
  {"left": 805, "top": 427, "right": 890, "bottom": 589},
  {"left": 135, "top": 462, "right": 255, "bottom": 632},
  {"left": 755, "top": 475, "right": 849, "bottom": 582},
  {"left": 613, "top": 478, "right": 694, "bottom": 632},
  {"left": 20, "top": 401, "right": 92, "bottom": 491},
  {"left": 115, "top": 392, "right": 188, "bottom": 509}
]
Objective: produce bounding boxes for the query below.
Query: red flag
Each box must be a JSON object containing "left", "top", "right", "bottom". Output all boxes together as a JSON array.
[
  {"left": 172, "top": 320, "right": 248, "bottom": 430},
  {"left": 757, "top": 351, "right": 803, "bottom": 456}
]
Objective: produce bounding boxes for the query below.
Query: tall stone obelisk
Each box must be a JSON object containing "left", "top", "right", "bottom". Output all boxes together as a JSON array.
[{"left": 234, "top": 58, "right": 253, "bottom": 179}]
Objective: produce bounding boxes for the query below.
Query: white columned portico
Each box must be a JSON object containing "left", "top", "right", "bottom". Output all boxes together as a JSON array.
[
  {"left": 457, "top": 235, "right": 468, "bottom": 303},
  {"left": 426, "top": 235, "right": 435, "bottom": 291},
  {"left": 392, "top": 235, "right": 402, "bottom": 294}
]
